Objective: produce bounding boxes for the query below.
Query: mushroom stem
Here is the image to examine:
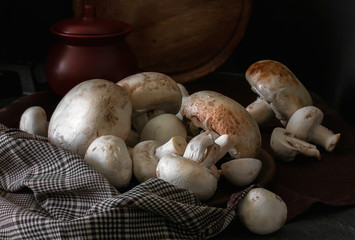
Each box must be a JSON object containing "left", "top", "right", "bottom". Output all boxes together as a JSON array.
[
  {"left": 200, "top": 143, "right": 221, "bottom": 168},
  {"left": 246, "top": 97, "right": 274, "bottom": 125},
  {"left": 214, "top": 134, "right": 238, "bottom": 162},
  {"left": 183, "top": 131, "right": 214, "bottom": 163},
  {"left": 310, "top": 125, "right": 341, "bottom": 152},
  {"left": 270, "top": 127, "right": 320, "bottom": 161},
  {"left": 155, "top": 136, "right": 187, "bottom": 159}
]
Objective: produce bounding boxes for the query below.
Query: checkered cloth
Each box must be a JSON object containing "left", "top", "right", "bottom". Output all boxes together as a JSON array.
[{"left": 0, "top": 123, "right": 253, "bottom": 240}]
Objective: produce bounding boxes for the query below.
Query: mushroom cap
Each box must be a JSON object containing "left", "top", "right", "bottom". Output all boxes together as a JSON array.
[
  {"left": 48, "top": 79, "right": 132, "bottom": 156},
  {"left": 140, "top": 113, "right": 187, "bottom": 143},
  {"left": 221, "top": 158, "right": 262, "bottom": 186},
  {"left": 117, "top": 72, "right": 182, "bottom": 117},
  {"left": 19, "top": 106, "right": 48, "bottom": 137},
  {"left": 84, "top": 135, "right": 132, "bottom": 188},
  {"left": 286, "top": 106, "right": 323, "bottom": 140},
  {"left": 245, "top": 60, "right": 313, "bottom": 124},
  {"left": 180, "top": 90, "right": 261, "bottom": 158},
  {"left": 156, "top": 154, "right": 218, "bottom": 201},
  {"left": 237, "top": 188, "right": 287, "bottom": 235},
  {"left": 131, "top": 140, "right": 161, "bottom": 183}
]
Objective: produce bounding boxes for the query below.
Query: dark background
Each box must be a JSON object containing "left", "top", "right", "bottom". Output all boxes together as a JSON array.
[{"left": 0, "top": 0, "right": 354, "bottom": 125}]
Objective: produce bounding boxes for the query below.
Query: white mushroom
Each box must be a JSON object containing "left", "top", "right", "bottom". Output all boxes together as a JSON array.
[
  {"left": 117, "top": 72, "right": 182, "bottom": 133},
  {"left": 237, "top": 187, "right": 287, "bottom": 235},
  {"left": 19, "top": 106, "right": 48, "bottom": 137},
  {"left": 180, "top": 90, "right": 261, "bottom": 159},
  {"left": 84, "top": 135, "right": 132, "bottom": 188},
  {"left": 156, "top": 154, "right": 218, "bottom": 201},
  {"left": 245, "top": 97, "right": 274, "bottom": 125},
  {"left": 285, "top": 106, "right": 340, "bottom": 152},
  {"left": 245, "top": 60, "right": 313, "bottom": 126},
  {"left": 48, "top": 79, "right": 132, "bottom": 156},
  {"left": 156, "top": 132, "right": 220, "bottom": 201},
  {"left": 132, "top": 136, "right": 187, "bottom": 183},
  {"left": 270, "top": 127, "right": 321, "bottom": 161},
  {"left": 221, "top": 158, "right": 262, "bottom": 186},
  {"left": 140, "top": 113, "right": 187, "bottom": 143}
]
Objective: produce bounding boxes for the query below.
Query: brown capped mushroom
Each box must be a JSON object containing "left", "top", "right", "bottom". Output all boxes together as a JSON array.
[
  {"left": 245, "top": 60, "right": 313, "bottom": 126},
  {"left": 285, "top": 106, "right": 340, "bottom": 152},
  {"left": 48, "top": 79, "right": 132, "bottom": 156},
  {"left": 117, "top": 72, "right": 182, "bottom": 133},
  {"left": 180, "top": 90, "right": 261, "bottom": 158}
]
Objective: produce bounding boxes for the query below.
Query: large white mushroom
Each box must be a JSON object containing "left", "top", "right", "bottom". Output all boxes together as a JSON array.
[
  {"left": 19, "top": 106, "right": 48, "bottom": 137},
  {"left": 180, "top": 90, "right": 261, "bottom": 159},
  {"left": 245, "top": 60, "right": 313, "bottom": 126},
  {"left": 117, "top": 72, "right": 182, "bottom": 133},
  {"left": 285, "top": 106, "right": 340, "bottom": 152},
  {"left": 84, "top": 135, "right": 132, "bottom": 188},
  {"left": 237, "top": 187, "right": 287, "bottom": 235},
  {"left": 48, "top": 79, "right": 132, "bottom": 156}
]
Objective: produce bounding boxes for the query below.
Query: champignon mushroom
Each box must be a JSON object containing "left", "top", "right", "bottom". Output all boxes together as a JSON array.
[
  {"left": 19, "top": 106, "right": 48, "bottom": 137},
  {"left": 156, "top": 154, "right": 218, "bottom": 201},
  {"left": 237, "top": 187, "right": 287, "bottom": 235},
  {"left": 117, "top": 72, "right": 182, "bottom": 133},
  {"left": 270, "top": 127, "right": 321, "bottom": 161},
  {"left": 285, "top": 106, "right": 340, "bottom": 152},
  {"left": 48, "top": 79, "right": 132, "bottom": 156},
  {"left": 180, "top": 90, "right": 261, "bottom": 158},
  {"left": 140, "top": 113, "right": 187, "bottom": 143},
  {"left": 84, "top": 135, "right": 132, "bottom": 188},
  {"left": 132, "top": 136, "right": 187, "bottom": 183},
  {"left": 245, "top": 60, "right": 313, "bottom": 126},
  {"left": 221, "top": 158, "right": 262, "bottom": 186}
]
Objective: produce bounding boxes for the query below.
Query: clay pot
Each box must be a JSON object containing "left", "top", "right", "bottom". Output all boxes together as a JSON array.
[{"left": 45, "top": 4, "right": 137, "bottom": 96}]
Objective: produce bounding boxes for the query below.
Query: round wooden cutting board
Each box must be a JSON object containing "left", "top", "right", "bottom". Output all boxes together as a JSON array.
[{"left": 72, "top": 0, "right": 253, "bottom": 83}]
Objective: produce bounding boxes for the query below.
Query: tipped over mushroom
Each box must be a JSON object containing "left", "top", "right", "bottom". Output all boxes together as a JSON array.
[
  {"left": 221, "top": 158, "right": 262, "bottom": 186},
  {"left": 132, "top": 136, "right": 187, "bottom": 183},
  {"left": 270, "top": 127, "right": 320, "bottom": 161},
  {"left": 285, "top": 106, "right": 340, "bottom": 152},
  {"left": 245, "top": 60, "right": 313, "bottom": 126},
  {"left": 237, "top": 188, "right": 287, "bottom": 235}
]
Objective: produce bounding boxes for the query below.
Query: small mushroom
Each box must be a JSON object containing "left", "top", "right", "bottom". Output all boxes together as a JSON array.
[
  {"left": 117, "top": 72, "right": 182, "bottom": 133},
  {"left": 237, "top": 187, "right": 287, "bottom": 235},
  {"left": 19, "top": 106, "right": 48, "bottom": 137},
  {"left": 221, "top": 158, "right": 262, "bottom": 186},
  {"left": 270, "top": 127, "right": 321, "bottom": 161},
  {"left": 285, "top": 106, "right": 340, "bottom": 152},
  {"left": 84, "top": 135, "right": 132, "bottom": 188},
  {"left": 132, "top": 136, "right": 187, "bottom": 183},
  {"left": 180, "top": 90, "right": 261, "bottom": 158},
  {"left": 245, "top": 60, "right": 313, "bottom": 126},
  {"left": 140, "top": 113, "right": 187, "bottom": 143}
]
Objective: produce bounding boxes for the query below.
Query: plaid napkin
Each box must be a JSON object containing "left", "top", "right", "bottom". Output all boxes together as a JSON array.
[{"left": 0, "top": 123, "right": 253, "bottom": 240}]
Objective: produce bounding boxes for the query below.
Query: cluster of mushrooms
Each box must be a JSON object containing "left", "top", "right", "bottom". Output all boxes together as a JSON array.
[{"left": 18, "top": 60, "right": 340, "bottom": 235}]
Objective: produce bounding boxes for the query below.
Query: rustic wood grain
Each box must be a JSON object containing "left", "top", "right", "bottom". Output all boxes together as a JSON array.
[{"left": 72, "top": 0, "right": 253, "bottom": 83}]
